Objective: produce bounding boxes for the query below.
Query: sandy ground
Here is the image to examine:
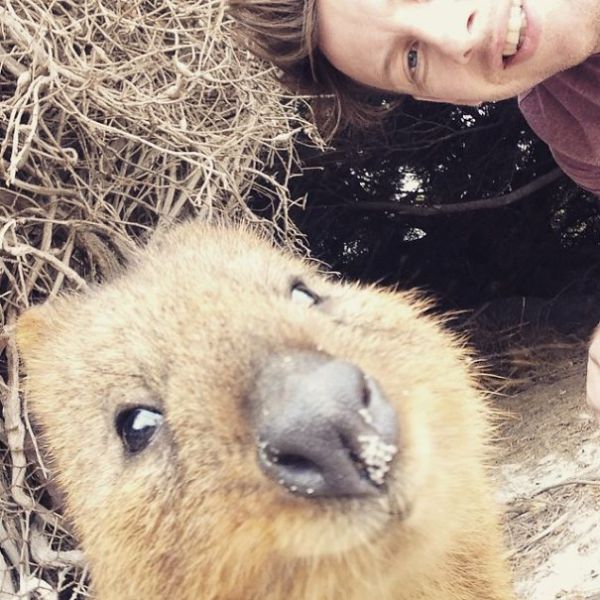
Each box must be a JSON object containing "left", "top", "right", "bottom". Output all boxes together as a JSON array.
[{"left": 493, "top": 347, "right": 600, "bottom": 600}]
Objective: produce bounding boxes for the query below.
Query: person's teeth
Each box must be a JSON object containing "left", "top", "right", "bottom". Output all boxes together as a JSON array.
[
  {"left": 502, "top": 0, "right": 525, "bottom": 57},
  {"left": 519, "top": 14, "right": 528, "bottom": 45},
  {"left": 508, "top": 5, "right": 522, "bottom": 29},
  {"left": 506, "top": 29, "right": 520, "bottom": 45}
]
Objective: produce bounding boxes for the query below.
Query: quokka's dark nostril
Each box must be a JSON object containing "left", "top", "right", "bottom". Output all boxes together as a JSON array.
[
  {"left": 269, "top": 451, "right": 320, "bottom": 476},
  {"left": 251, "top": 352, "right": 399, "bottom": 499}
]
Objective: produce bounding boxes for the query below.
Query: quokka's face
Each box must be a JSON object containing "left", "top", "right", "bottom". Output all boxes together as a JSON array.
[{"left": 17, "top": 222, "right": 490, "bottom": 597}]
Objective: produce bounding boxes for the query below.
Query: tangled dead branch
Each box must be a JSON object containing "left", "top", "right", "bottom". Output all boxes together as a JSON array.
[{"left": 0, "top": 0, "right": 322, "bottom": 596}]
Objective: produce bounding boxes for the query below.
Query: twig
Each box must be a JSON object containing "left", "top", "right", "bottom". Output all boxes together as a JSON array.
[
  {"left": 2, "top": 241, "right": 88, "bottom": 291},
  {"left": 505, "top": 509, "right": 572, "bottom": 559}
]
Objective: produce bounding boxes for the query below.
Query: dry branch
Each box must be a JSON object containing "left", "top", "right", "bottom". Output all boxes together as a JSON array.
[{"left": 331, "top": 168, "right": 564, "bottom": 216}]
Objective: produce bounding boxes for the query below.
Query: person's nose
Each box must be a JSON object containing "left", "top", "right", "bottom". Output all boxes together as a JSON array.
[{"left": 399, "top": 1, "right": 481, "bottom": 64}]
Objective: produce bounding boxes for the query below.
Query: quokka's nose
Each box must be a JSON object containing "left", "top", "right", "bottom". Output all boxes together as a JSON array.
[{"left": 251, "top": 352, "right": 399, "bottom": 498}]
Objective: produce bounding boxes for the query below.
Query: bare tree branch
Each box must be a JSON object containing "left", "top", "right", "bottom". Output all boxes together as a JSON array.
[{"left": 328, "top": 168, "right": 564, "bottom": 216}]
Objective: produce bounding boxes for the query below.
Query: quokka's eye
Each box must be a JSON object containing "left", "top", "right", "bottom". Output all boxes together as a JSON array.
[
  {"left": 290, "top": 281, "right": 321, "bottom": 307},
  {"left": 116, "top": 407, "right": 163, "bottom": 454}
]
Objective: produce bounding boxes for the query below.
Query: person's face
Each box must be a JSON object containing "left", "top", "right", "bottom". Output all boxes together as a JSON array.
[{"left": 316, "top": 0, "right": 600, "bottom": 105}]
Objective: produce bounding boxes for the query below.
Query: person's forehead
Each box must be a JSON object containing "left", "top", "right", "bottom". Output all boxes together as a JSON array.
[
  {"left": 317, "top": 0, "right": 395, "bottom": 21},
  {"left": 317, "top": 0, "right": 393, "bottom": 42},
  {"left": 316, "top": 0, "right": 395, "bottom": 89}
]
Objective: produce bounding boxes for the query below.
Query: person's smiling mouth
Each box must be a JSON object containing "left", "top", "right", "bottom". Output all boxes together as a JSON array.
[{"left": 502, "top": 0, "right": 527, "bottom": 58}]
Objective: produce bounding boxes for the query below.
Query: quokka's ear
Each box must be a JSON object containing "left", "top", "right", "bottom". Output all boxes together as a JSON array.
[{"left": 15, "top": 303, "right": 61, "bottom": 365}]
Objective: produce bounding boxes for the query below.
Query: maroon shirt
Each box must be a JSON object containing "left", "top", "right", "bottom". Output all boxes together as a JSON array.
[{"left": 518, "top": 54, "right": 600, "bottom": 195}]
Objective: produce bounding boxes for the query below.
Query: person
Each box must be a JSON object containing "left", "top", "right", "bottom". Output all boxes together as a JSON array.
[
  {"left": 588, "top": 329, "right": 600, "bottom": 420},
  {"left": 228, "top": 0, "right": 600, "bottom": 415}
]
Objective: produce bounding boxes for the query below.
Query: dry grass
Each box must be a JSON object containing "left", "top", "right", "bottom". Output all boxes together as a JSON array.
[{"left": 0, "top": 0, "right": 321, "bottom": 596}]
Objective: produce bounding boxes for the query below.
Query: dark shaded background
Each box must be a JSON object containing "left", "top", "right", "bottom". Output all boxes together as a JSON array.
[{"left": 254, "top": 98, "right": 600, "bottom": 341}]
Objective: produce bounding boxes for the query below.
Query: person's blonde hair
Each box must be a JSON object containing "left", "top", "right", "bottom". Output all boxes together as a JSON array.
[{"left": 227, "top": 0, "right": 397, "bottom": 136}]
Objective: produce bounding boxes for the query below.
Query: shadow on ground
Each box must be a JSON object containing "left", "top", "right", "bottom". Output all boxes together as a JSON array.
[{"left": 492, "top": 346, "right": 600, "bottom": 600}]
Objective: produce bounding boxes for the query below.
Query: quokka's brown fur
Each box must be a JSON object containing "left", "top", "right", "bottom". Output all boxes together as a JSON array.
[{"left": 16, "top": 221, "right": 515, "bottom": 600}]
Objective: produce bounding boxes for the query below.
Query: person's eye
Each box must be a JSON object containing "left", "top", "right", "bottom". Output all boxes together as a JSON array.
[{"left": 406, "top": 43, "right": 419, "bottom": 79}]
